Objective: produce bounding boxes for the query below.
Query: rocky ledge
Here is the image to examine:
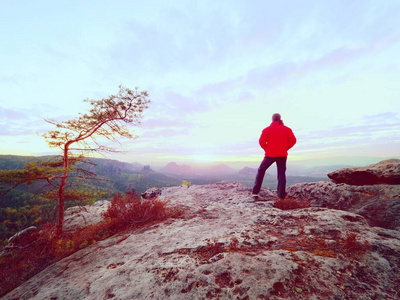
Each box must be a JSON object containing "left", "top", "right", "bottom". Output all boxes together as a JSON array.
[
  {"left": 4, "top": 176, "right": 400, "bottom": 299},
  {"left": 288, "top": 159, "right": 400, "bottom": 231},
  {"left": 328, "top": 159, "right": 400, "bottom": 185}
]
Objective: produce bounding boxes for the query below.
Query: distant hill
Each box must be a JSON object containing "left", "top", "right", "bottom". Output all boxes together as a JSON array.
[
  {"left": 159, "top": 162, "right": 236, "bottom": 177},
  {"left": 157, "top": 161, "right": 327, "bottom": 189},
  {"left": 0, "top": 156, "right": 331, "bottom": 194},
  {"left": 160, "top": 162, "right": 193, "bottom": 176},
  {"left": 0, "top": 155, "right": 54, "bottom": 170},
  {"left": 0, "top": 155, "right": 182, "bottom": 245},
  {"left": 0, "top": 155, "right": 329, "bottom": 245},
  {"left": 238, "top": 167, "right": 257, "bottom": 176},
  {"left": 0, "top": 155, "right": 185, "bottom": 198}
]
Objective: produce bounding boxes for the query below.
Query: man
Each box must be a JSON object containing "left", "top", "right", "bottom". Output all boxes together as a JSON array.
[{"left": 252, "top": 113, "right": 296, "bottom": 199}]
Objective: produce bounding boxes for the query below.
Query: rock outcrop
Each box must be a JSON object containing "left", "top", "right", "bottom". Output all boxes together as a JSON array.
[
  {"left": 4, "top": 181, "right": 400, "bottom": 300},
  {"left": 287, "top": 181, "right": 400, "bottom": 231},
  {"left": 327, "top": 159, "right": 400, "bottom": 185},
  {"left": 63, "top": 200, "right": 111, "bottom": 233},
  {"left": 4, "top": 226, "right": 39, "bottom": 248},
  {"left": 288, "top": 159, "right": 400, "bottom": 231}
]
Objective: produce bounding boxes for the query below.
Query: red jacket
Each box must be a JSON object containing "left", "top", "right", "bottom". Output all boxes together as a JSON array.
[{"left": 259, "top": 121, "right": 296, "bottom": 157}]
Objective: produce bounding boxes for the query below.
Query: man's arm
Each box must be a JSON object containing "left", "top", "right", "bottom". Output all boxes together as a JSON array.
[
  {"left": 287, "top": 129, "right": 296, "bottom": 150},
  {"left": 259, "top": 129, "right": 268, "bottom": 151}
]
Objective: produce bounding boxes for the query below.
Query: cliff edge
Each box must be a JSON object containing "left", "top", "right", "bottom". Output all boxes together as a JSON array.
[{"left": 3, "top": 161, "right": 400, "bottom": 300}]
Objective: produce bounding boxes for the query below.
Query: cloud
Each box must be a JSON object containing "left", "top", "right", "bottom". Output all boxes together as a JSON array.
[
  {"left": 0, "top": 74, "right": 19, "bottom": 86},
  {"left": 159, "top": 90, "right": 212, "bottom": 115},
  {"left": 191, "top": 29, "right": 400, "bottom": 117},
  {"left": 295, "top": 112, "right": 400, "bottom": 157},
  {"left": 363, "top": 111, "right": 399, "bottom": 123},
  {"left": 1, "top": 1, "right": 400, "bottom": 165},
  {"left": 137, "top": 90, "right": 212, "bottom": 143},
  {"left": 139, "top": 122, "right": 192, "bottom": 141},
  {"left": 0, "top": 108, "right": 39, "bottom": 136},
  {"left": 0, "top": 108, "right": 27, "bottom": 121},
  {"left": 105, "top": 5, "right": 241, "bottom": 86},
  {"left": 0, "top": 106, "right": 63, "bottom": 137}
]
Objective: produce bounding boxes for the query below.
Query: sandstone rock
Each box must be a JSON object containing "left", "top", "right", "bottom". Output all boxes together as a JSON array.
[
  {"left": 63, "top": 200, "right": 111, "bottom": 233},
  {"left": 141, "top": 187, "right": 162, "bottom": 200},
  {"left": 287, "top": 181, "right": 400, "bottom": 231},
  {"left": 4, "top": 182, "right": 400, "bottom": 300},
  {"left": 328, "top": 159, "right": 400, "bottom": 185}
]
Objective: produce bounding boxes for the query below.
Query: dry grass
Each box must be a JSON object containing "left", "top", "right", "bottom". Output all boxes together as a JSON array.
[{"left": 274, "top": 197, "right": 311, "bottom": 210}]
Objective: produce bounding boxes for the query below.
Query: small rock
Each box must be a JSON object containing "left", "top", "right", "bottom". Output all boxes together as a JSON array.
[{"left": 141, "top": 187, "right": 162, "bottom": 199}]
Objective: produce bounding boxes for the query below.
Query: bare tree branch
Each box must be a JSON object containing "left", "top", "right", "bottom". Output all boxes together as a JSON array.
[{"left": 40, "top": 85, "right": 150, "bottom": 235}]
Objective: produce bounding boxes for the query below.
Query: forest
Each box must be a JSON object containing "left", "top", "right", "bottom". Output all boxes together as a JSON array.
[{"left": 0, "top": 155, "right": 184, "bottom": 247}]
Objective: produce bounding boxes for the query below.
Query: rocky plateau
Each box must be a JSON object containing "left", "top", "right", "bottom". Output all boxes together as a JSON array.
[{"left": 2, "top": 160, "right": 400, "bottom": 300}]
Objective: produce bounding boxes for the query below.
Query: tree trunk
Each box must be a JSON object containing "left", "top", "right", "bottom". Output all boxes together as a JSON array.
[{"left": 55, "top": 145, "right": 70, "bottom": 236}]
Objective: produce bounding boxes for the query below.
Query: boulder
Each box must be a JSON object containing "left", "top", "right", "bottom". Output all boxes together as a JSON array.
[
  {"left": 63, "top": 200, "right": 111, "bottom": 233},
  {"left": 6, "top": 226, "right": 39, "bottom": 248},
  {"left": 287, "top": 181, "right": 400, "bottom": 231},
  {"left": 327, "top": 159, "right": 400, "bottom": 185},
  {"left": 141, "top": 187, "right": 162, "bottom": 200},
  {"left": 4, "top": 182, "right": 400, "bottom": 300}
]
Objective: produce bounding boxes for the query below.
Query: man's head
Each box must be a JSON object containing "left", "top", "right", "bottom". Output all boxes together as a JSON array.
[{"left": 272, "top": 113, "right": 281, "bottom": 122}]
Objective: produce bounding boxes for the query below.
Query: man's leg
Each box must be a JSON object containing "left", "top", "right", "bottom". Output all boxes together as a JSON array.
[
  {"left": 252, "top": 156, "right": 275, "bottom": 194},
  {"left": 276, "top": 157, "right": 287, "bottom": 199}
]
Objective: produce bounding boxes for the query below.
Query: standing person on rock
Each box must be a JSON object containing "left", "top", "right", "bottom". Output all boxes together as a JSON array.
[{"left": 252, "top": 113, "right": 297, "bottom": 200}]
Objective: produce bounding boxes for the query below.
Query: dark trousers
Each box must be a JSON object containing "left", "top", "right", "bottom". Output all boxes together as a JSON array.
[{"left": 252, "top": 156, "right": 287, "bottom": 199}]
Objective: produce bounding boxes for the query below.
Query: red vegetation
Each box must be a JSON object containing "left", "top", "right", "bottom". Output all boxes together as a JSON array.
[
  {"left": 102, "top": 189, "right": 182, "bottom": 230},
  {"left": 0, "top": 224, "right": 55, "bottom": 297},
  {"left": 274, "top": 197, "right": 311, "bottom": 210},
  {"left": 339, "top": 232, "right": 371, "bottom": 257},
  {"left": 0, "top": 190, "right": 182, "bottom": 297},
  {"left": 170, "top": 230, "right": 371, "bottom": 268}
]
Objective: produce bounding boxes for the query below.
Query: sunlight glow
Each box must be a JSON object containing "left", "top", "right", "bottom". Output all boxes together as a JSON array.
[{"left": 1, "top": 1, "right": 399, "bottom": 168}]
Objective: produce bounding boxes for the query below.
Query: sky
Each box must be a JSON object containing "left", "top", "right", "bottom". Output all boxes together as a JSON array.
[{"left": 1, "top": 0, "right": 399, "bottom": 169}]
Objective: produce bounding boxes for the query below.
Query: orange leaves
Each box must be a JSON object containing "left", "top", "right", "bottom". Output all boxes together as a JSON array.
[{"left": 311, "top": 249, "right": 337, "bottom": 258}]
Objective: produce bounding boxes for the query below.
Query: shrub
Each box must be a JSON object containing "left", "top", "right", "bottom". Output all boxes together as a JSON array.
[
  {"left": 0, "top": 224, "right": 55, "bottom": 297},
  {"left": 102, "top": 189, "right": 182, "bottom": 231},
  {"left": 274, "top": 197, "right": 311, "bottom": 210},
  {"left": 0, "top": 189, "right": 183, "bottom": 297}
]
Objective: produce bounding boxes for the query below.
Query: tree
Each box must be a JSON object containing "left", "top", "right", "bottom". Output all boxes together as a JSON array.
[
  {"left": 0, "top": 159, "right": 68, "bottom": 242},
  {"left": 41, "top": 86, "right": 150, "bottom": 235},
  {"left": 0, "top": 157, "right": 106, "bottom": 244}
]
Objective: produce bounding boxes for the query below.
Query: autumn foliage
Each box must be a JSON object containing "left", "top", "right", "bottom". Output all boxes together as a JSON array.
[
  {"left": 274, "top": 197, "right": 311, "bottom": 210},
  {"left": 0, "top": 190, "right": 181, "bottom": 297},
  {"left": 102, "top": 189, "right": 183, "bottom": 231}
]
